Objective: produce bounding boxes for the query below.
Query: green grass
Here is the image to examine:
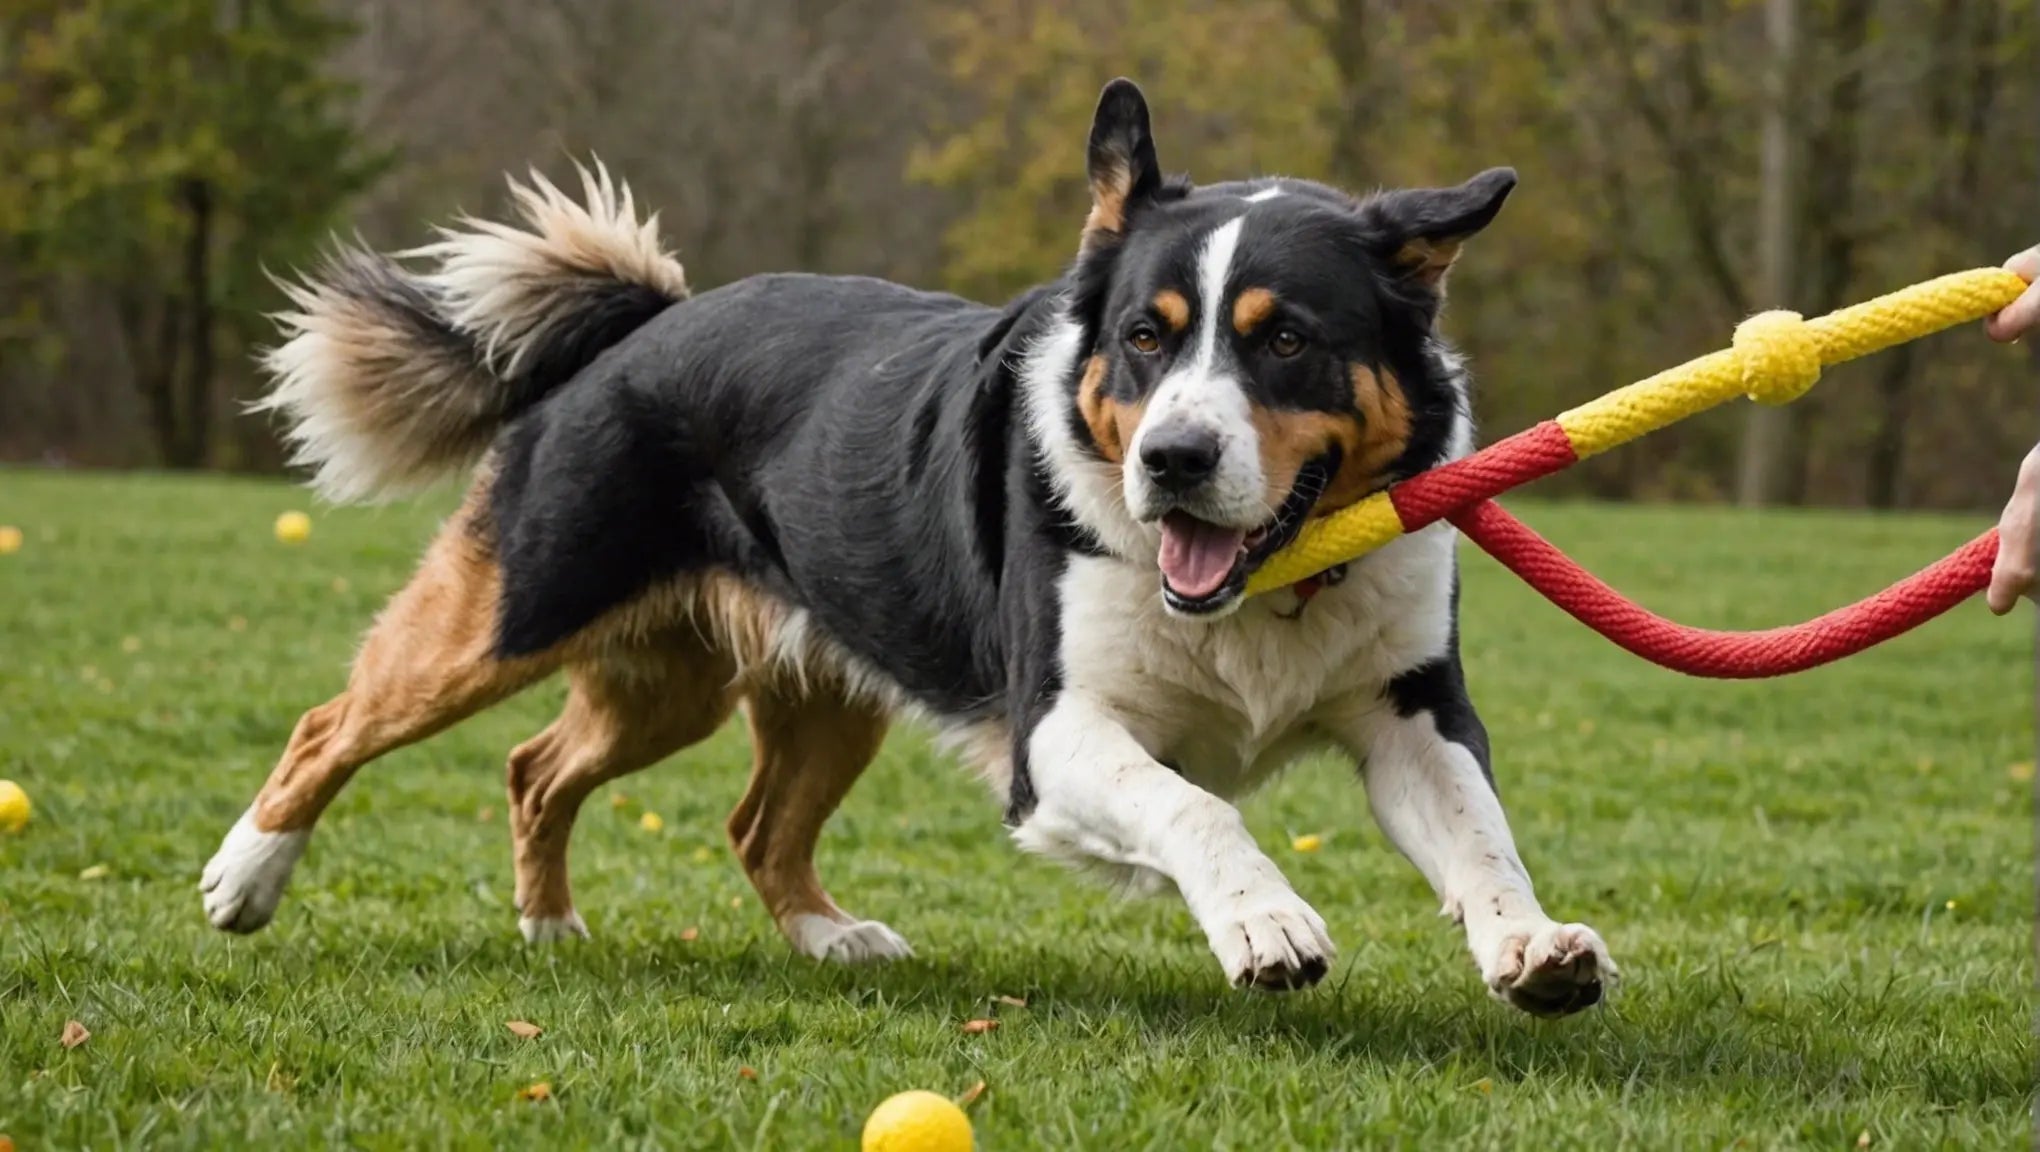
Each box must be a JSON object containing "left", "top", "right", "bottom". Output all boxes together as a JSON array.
[{"left": 0, "top": 469, "right": 2032, "bottom": 1149}]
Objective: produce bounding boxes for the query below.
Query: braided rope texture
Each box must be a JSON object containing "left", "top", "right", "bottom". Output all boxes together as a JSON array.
[{"left": 1246, "top": 266, "right": 2029, "bottom": 676}]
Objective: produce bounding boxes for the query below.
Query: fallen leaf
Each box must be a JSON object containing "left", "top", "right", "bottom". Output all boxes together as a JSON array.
[
  {"left": 0, "top": 1133, "right": 13, "bottom": 1152},
  {"left": 517, "top": 1081, "right": 552, "bottom": 1102},
  {"left": 60, "top": 1020, "right": 89, "bottom": 1049},
  {"left": 265, "top": 1062, "right": 296, "bottom": 1094},
  {"left": 639, "top": 811, "right": 664, "bottom": 833},
  {"left": 505, "top": 1020, "right": 542, "bottom": 1039},
  {"left": 1291, "top": 833, "right": 1324, "bottom": 853},
  {"left": 610, "top": 792, "right": 630, "bottom": 809},
  {"left": 738, "top": 1066, "right": 758, "bottom": 1080},
  {"left": 994, "top": 995, "right": 1027, "bottom": 1009},
  {"left": 78, "top": 864, "right": 110, "bottom": 881},
  {"left": 476, "top": 806, "right": 494, "bottom": 823},
  {"left": 1471, "top": 1077, "right": 1493, "bottom": 1095},
  {"left": 679, "top": 926, "right": 700, "bottom": 942},
  {"left": 2008, "top": 762, "right": 2034, "bottom": 782},
  {"left": 956, "top": 1080, "right": 988, "bottom": 1109},
  {"left": 961, "top": 1019, "right": 999, "bottom": 1035}
]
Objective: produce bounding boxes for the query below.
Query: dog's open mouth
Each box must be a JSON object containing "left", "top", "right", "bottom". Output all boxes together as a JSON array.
[{"left": 1158, "top": 458, "right": 1332, "bottom": 615}]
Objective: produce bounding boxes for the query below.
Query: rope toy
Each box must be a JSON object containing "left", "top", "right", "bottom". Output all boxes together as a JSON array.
[{"left": 1249, "top": 267, "right": 2033, "bottom": 678}]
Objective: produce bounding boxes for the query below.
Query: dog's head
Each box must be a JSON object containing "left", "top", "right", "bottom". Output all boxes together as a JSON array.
[{"left": 1033, "top": 78, "right": 1513, "bottom": 618}]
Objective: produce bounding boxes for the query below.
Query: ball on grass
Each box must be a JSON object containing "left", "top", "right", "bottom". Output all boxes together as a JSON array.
[
  {"left": 274, "top": 511, "right": 312, "bottom": 545},
  {"left": 862, "top": 1090, "right": 972, "bottom": 1152},
  {"left": 0, "top": 780, "right": 31, "bottom": 833}
]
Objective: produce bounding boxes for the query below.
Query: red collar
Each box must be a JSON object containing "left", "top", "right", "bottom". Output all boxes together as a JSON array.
[{"left": 1281, "top": 563, "right": 1349, "bottom": 618}]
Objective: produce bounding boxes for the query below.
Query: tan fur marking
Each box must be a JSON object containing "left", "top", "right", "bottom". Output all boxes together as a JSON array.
[
  {"left": 1232, "top": 288, "right": 1277, "bottom": 335},
  {"left": 728, "top": 688, "right": 890, "bottom": 932},
  {"left": 247, "top": 494, "right": 556, "bottom": 834},
  {"left": 1077, "top": 354, "right": 1145, "bottom": 466},
  {"left": 1152, "top": 289, "right": 1191, "bottom": 333},
  {"left": 1394, "top": 238, "right": 1464, "bottom": 287},
  {"left": 1083, "top": 159, "right": 1131, "bottom": 248},
  {"left": 508, "top": 637, "right": 739, "bottom": 922},
  {"left": 1251, "top": 366, "right": 1413, "bottom": 516}
]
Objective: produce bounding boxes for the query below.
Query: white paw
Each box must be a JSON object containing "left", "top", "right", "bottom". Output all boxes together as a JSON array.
[
  {"left": 786, "top": 913, "right": 914, "bottom": 964},
  {"left": 1484, "top": 920, "right": 1616, "bottom": 1017},
  {"left": 519, "top": 911, "right": 590, "bottom": 943},
  {"left": 200, "top": 810, "right": 310, "bottom": 933},
  {"left": 1205, "top": 890, "right": 1335, "bottom": 991}
]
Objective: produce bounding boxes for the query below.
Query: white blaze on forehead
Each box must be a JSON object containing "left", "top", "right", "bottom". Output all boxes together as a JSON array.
[
  {"left": 1126, "top": 213, "right": 1265, "bottom": 525},
  {"left": 1191, "top": 215, "right": 1246, "bottom": 374}
]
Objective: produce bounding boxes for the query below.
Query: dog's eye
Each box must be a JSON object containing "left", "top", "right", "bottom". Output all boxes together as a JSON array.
[
  {"left": 1127, "top": 325, "right": 1161, "bottom": 355},
  {"left": 1269, "top": 329, "right": 1305, "bottom": 358}
]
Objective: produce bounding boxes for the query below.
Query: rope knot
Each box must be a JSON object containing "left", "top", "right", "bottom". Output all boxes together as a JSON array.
[{"left": 1731, "top": 310, "right": 1821, "bottom": 405}]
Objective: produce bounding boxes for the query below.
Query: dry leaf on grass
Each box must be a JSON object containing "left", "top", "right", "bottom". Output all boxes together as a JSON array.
[
  {"left": 994, "top": 995, "right": 1027, "bottom": 1008},
  {"left": 960, "top": 1019, "right": 999, "bottom": 1035},
  {"left": 679, "top": 926, "right": 700, "bottom": 942},
  {"left": 505, "top": 1020, "right": 542, "bottom": 1039},
  {"left": 0, "top": 1133, "right": 14, "bottom": 1152},
  {"left": 60, "top": 1020, "right": 90, "bottom": 1049},
  {"left": 517, "top": 1081, "right": 553, "bottom": 1102},
  {"left": 266, "top": 1062, "right": 296, "bottom": 1094},
  {"left": 610, "top": 792, "right": 630, "bottom": 809},
  {"left": 738, "top": 1066, "right": 758, "bottom": 1081},
  {"left": 956, "top": 1080, "right": 988, "bottom": 1109},
  {"left": 476, "top": 806, "right": 494, "bottom": 823}
]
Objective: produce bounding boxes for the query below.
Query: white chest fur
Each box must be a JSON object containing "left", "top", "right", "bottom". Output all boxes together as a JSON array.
[{"left": 1055, "top": 523, "right": 1459, "bottom": 799}]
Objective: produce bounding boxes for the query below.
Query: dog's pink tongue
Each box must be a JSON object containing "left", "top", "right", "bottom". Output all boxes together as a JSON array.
[{"left": 1158, "top": 512, "right": 1246, "bottom": 599}]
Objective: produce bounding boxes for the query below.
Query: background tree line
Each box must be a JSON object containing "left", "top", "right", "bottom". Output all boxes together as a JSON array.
[{"left": 3, "top": 0, "right": 2036, "bottom": 510}]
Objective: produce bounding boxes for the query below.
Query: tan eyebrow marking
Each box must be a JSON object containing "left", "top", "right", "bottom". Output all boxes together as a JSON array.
[
  {"left": 1152, "top": 289, "right": 1190, "bottom": 333},
  {"left": 1232, "top": 288, "right": 1277, "bottom": 336}
]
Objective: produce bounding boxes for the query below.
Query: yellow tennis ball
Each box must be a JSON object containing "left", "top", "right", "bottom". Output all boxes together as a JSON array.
[
  {"left": 0, "top": 780, "right": 31, "bottom": 834},
  {"left": 862, "top": 1090, "right": 973, "bottom": 1152},
  {"left": 0, "top": 525, "right": 22, "bottom": 555},
  {"left": 274, "top": 511, "right": 312, "bottom": 544}
]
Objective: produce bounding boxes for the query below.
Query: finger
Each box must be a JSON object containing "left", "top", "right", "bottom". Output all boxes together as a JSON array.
[
  {"left": 1985, "top": 280, "right": 2040, "bottom": 342},
  {"left": 1987, "top": 248, "right": 2040, "bottom": 342}
]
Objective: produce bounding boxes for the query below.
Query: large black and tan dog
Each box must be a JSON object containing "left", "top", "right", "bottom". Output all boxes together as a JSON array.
[{"left": 204, "top": 80, "right": 1613, "bottom": 1014}]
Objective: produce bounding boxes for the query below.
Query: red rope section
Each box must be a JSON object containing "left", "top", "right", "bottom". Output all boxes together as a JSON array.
[{"left": 1449, "top": 499, "right": 1997, "bottom": 678}]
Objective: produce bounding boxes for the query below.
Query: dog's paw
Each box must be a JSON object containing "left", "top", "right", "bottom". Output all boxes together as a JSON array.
[
  {"left": 519, "top": 911, "right": 590, "bottom": 943},
  {"left": 1486, "top": 920, "right": 1615, "bottom": 1017},
  {"left": 1207, "top": 891, "right": 1335, "bottom": 991},
  {"left": 786, "top": 914, "right": 914, "bottom": 964},
  {"left": 200, "top": 811, "right": 309, "bottom": 933}
]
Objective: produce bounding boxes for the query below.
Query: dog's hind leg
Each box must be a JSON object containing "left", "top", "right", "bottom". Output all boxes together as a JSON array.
[
  {"left": 202, "top": 514, "right": 555, "bottom": 933},
  {"left": 729, "top": 685, "right": 909, "bottom": 963},
  {"left": 506, "top": 634, "right": 738, "bottom": 941}
]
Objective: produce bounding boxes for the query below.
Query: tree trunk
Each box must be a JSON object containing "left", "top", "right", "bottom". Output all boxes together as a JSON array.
[
  {"left": 174, "top": 177, "right": 216, "bottom": 470},
  {"left": 1736, "top": 0, "right": 1799, "bottom": 507},
  {"left": 1864, "top": 343, "right": 1913, "bottom": 509}
]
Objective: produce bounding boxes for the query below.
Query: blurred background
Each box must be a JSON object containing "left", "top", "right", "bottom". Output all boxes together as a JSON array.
[{"left": 2, "top": 0, "right": 2036, "bottom": 510}]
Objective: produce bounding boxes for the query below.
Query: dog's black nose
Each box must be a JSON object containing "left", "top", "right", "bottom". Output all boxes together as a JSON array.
[{"left": 1140, "top": 425, "right": 1221, "bottom": 493}]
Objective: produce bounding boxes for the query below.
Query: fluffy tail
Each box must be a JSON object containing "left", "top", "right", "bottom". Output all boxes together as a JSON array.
[{"left": 257, "top": 161, "right": 688, "bottom": 503}]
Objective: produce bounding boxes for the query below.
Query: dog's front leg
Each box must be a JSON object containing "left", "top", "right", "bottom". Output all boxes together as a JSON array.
[
  {"left": 1336, "top": 680, "right": 1616, "bottom": 1017},
  {"left": 1012, "top": 692, "right": 1333, "bottom": 990}
]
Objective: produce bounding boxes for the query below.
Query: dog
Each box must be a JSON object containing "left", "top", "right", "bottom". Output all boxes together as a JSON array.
[{"left": 203, "top": 78, "right": 1613, "bottom": 1015}]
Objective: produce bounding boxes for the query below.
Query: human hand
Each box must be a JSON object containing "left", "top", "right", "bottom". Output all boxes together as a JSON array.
[
  {"left": 1984, "top": 246, "right": 2040, "bottom": 343},
  {"left": 1988, "top": 444, "right": 2040, "bottom": 614}
]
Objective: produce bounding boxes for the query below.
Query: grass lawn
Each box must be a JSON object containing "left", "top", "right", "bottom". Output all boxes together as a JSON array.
[{"left": 0, "top": 469, "right": 2032, "bottom": 1149}]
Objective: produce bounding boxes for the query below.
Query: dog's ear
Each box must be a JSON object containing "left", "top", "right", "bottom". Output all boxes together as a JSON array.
[
  {"left": 1359, "top": 167, "right": 1517, "bottom": 290},
  {"left": 1082, "top": 78, "right": 1163, "bottom": 253}
]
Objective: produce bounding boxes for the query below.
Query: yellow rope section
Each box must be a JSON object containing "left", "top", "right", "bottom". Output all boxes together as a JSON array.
[{"left": 1249, "top": 267, "right": 2029, "bottom": 596}]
